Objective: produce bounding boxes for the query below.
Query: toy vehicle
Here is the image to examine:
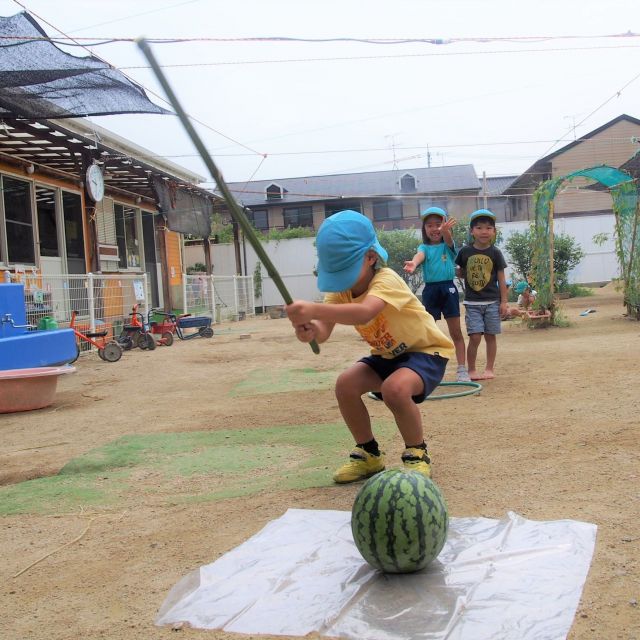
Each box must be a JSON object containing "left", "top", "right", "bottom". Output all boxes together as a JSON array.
[
  {"left": 147, "top": 309, "right": 175, "bottom": 346},
  {"left": 116, "top": 304, "right": 156, "bottom": 351},
  {"left": 69, "top": 311, "right": 122, "bottom": 362},
  {"left": 170, "top": 313, "right": 213, "bottom": 340}
]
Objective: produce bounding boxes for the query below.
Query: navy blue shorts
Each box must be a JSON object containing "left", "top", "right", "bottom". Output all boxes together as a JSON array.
[
  {"left": 421, "top": 281, "right": 461, "bottom": 320},
  {"left": 360, "top": 351, "right": 448, "bottom": 404}
]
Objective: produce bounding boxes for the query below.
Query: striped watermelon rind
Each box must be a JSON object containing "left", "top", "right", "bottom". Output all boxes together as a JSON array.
[{"left": 351, "top": 469, "right": 448, "bottom": 573}]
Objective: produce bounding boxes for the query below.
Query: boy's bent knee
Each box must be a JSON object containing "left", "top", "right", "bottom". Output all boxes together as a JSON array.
[{"left": 379, "top": 379, "right": 415, "bottom": 406}]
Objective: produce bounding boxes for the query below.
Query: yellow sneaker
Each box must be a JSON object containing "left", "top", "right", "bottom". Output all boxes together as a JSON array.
[
  {"left": 401, "top": 447, "right": 432, "bottom": 478},
  {"left": 333, "top": 447, "right": 385, "bottom": 484}
]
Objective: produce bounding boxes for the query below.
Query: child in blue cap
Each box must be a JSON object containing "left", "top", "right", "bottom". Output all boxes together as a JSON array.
[
  {"left": 454, "top": 209, "right": 509, "bottom": 380},
  {"left": 403, "top": 206, "right": 470, "bottom": 382},
  {"left": 286, "top": 210, "right": 454, "bottom": 484}
]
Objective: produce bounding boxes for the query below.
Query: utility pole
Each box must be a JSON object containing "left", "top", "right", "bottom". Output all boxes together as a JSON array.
[
  {"left": 482, "top": 171, "right": 488, "bottom": 208},
  {"left": 426, "top": 144, "right": 432, "bottom": 168}
]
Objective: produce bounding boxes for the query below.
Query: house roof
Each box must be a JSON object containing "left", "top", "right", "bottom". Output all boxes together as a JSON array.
[
  {"left": 482, "top": 175, "right": 518, "bottom": 196},
  {"left": 223, "top": 164, "right": 481, "bottom": 207},
  {"left": 505, "top": 114, "right": 640, "bottom": 194}
]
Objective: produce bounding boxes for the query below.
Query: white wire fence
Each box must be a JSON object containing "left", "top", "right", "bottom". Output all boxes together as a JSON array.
[
  {"left": 18, "top": 271, "right": 150, "bottom": 354},
  {"left": 183, "top": 274, "right": 255, "bottom": 323},
  {"left": 13, "top": 271, "right": 255, "bottom": 357}
]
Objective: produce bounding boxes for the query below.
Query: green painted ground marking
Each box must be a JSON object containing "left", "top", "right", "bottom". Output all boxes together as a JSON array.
[
  {"left": 230, "top": 367, "right": 337, "bottom": 396},
  {"left": 0, "top": 422, "right": 397, "bottom": 515}
]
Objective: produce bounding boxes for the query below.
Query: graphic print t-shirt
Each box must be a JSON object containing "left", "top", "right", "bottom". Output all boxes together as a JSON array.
[
  {"left": 455, "top": 245, "right": 507, "bottom": 303},
  {"left": 418, "top": 241, "right": 457, "bottom": 283},
  {"left": 324, "top": 267, "right": 454, "bottom": 360}
]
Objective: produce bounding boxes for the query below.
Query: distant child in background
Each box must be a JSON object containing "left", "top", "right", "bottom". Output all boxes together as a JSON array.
[
  {"left": 403, "top": 207, "right": 470, "bottom": 382},
  {"left": 503, "top": 280, "right": 538, "bottom": 319},
  {"left": 286, "top": 210, "right": 454, "bottom": 484},
  {"left": 515, "top": 280, "right": 537, "bottom": 309},
  {"left": 455, "top": 209, "right": 508, "bottom": 380}
]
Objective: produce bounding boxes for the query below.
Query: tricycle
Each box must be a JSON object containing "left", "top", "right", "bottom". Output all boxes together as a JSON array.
[{"left": 116, "top": 304, "right": 156, "bottom": 351}]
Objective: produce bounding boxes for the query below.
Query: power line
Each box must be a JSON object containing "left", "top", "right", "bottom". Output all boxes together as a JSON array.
[
  {"left": 114, "top": 43, "right": 640, "bottom": 69},
  {"left": 106, "top": 134, "right": 635, "bottom": 160},
  {"left": 2, "top": 32, "right": 640, "bottom": 45},
  {"left": 10, "top": 0, "right": 266, "bottom": 160},
  {"left": 66, "top": 0, "right": 205, "bottom": 34}
]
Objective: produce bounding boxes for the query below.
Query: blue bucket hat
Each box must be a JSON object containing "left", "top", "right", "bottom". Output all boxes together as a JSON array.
[
  {"left": 469, "top": 209, "right": 496, "bottom": 224},
  {"left": 316, "top": 210, "right": 388, "bottom": 292},
  {"left": 420, "top": 206, "right": 447, "bottom": 220}
]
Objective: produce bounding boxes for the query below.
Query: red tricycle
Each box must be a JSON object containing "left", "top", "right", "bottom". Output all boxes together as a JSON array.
[
  {"left": 147, "top": 309, "right": 176, "bottom": 346},
  {"left": 69, "top": 310, "right": 123, "bottom": 362}
]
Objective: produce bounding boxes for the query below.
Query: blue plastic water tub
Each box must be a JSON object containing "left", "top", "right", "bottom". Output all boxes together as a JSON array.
[{"left": 0, "top": 329, "right": 77, "bottom": 371}]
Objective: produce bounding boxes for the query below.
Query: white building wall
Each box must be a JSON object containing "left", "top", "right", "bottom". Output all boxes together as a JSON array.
[
  {"left": 184, "top": 215, "right": 620, "bottom": 306},
  {"left": 499, "top": 214, "right": 619, "bottom": 283}
]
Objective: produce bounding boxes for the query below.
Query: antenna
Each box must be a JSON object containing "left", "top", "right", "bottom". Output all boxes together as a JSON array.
[
  {"left": 385, "top": 133, "right": 402, "bottom": 170},
  {"left": 563, "top": 114, "right": 577, "bottom": 141}
]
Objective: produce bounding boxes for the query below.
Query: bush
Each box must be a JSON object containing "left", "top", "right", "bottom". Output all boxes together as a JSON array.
[
  {"left": 504, "top": 228, "right": 584, "bottom": 289},
  {"left": 559, "top": 283, "right": 593, "bottom": 297},
  {"left": 256, "top": 227, "right": 316, "bottom": 241},
  {"left": 376, "top": 228, "right": 422, "bottom": 292},
  {"left": 210, "top": 213, "right": 234, "bottom": 244},
  {"left": 187, "top": 262, "right": 207, "bottom": 274}
]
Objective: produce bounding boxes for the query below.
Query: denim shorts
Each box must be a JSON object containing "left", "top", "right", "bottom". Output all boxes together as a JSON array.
[
  {"left": 464, "top": 302, "right": 502, "bottom": 335},
  {"left": 359, "top": 351, "right": 448, "bottom": 404},
  {"left": 421, "top": 281, "right": 461, "bottom": 320}
]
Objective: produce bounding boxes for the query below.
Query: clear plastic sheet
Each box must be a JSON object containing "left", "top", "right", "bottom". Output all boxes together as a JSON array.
[{"left": 156, "top": 509, "right": 596, "bottom": 639}]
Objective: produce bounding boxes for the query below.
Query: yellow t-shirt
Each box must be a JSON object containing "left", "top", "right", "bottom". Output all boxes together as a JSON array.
[{"left": 324, "top": 267, "right": 455, "bottom": 360}]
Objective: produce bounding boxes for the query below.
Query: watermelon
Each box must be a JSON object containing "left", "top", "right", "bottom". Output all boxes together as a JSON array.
[{"left": 351, "top": 469, "right": 448, "bottom": 573}]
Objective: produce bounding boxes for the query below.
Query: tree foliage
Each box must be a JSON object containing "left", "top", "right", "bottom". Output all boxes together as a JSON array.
[
  {"left": 504, "top": 227, "right": 585, "bottom": 290},
  {"left": 376, "top": 228, "right": 422, "bottom": 292},
  {"left": 255, "top": 226, "right": 316, "bottom": 241}
]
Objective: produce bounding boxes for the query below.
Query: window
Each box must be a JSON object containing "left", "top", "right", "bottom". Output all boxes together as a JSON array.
[
  {"left": 418, "top": 196, "right": 448, "bottom": 213},
  {"left": 400, "top": 173, "right": 416, "bottom": 192},
  {"left": 283, "top": 206, "right": 313, "bottom": 228},
  {"left": 325, "top": 201, "right": 362, "bottom": 218},
  {"left": 62, "top": 192, "right": 84, "bottom": 266},
  {"left": 372, "top": 199, "right": 403, "bottom": 221},
  {"left": 36, "top": 186, "right": 59, "bottom": 258},
  {"left": 246, "top": 208, "right": 269, "bottom": 231},
  {"left": 266, "top": 183, "right": 284, "bottom": 200},
  {"left": 3, "top": 176, "right": 35, "bottom": 264},
  {"left": 114, "top": 204, "right": 141, "bottom": 269}
]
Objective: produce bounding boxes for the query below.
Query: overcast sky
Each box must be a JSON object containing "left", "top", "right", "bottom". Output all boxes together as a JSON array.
[{"left": 3, "top": 0, "right": 640, "bottom": 185}]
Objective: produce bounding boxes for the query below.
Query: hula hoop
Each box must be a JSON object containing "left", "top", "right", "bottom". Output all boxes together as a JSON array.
[
  {"left": 367, "top": 381, "right": 482, "bottom": 402},
  {"left": 426, "top": 381, "right": 482, "bottom": 400}
]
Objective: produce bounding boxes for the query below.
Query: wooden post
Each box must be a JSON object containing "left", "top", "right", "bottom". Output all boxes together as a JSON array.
[
  {"left": 548, "top": 200, "right": 555, "bottom": 316},
  {"left": 157, "top": 220, "right": 172, "bottom": 311},
  {"left": 232, "top": 221, "right": 242, "bottom": 275},
  {"left": 203, "top": 237, "right": 212, "bottom": 275}
]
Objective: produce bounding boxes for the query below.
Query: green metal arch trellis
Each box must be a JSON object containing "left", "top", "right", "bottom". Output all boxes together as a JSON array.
[{"left": 531, "top": 166, "right": 640, "bottom": 320}]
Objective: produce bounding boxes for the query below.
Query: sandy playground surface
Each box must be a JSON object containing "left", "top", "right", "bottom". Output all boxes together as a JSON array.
[{"left": 1, "top": 284, "right": 638, "bottom": 640}]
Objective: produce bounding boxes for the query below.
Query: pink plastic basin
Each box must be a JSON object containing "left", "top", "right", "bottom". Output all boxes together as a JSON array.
[{"left": 0, "top": 366, "right": 75, "bottom": 413}]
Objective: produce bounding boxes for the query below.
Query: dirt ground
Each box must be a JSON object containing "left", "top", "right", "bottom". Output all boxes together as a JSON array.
[{"left": 1, "top": 284, "right": 639, "bottom": 640}]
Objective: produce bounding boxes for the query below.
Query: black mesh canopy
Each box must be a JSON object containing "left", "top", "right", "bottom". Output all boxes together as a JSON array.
[
  {"left": 0, "top": 12, "right": 170, "bottom": 118},
  {"left": 153, "top": 176, "right": 213, "bottom": 237}
]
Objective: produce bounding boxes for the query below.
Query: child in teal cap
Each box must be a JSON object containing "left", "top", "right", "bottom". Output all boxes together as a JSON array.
[
  {"left": 454, "top": 209, "right": 509, "bottom": 380},
  {"left": 286, "top": 210, "right": 454, "bottom": 484},
  {"left": 404, "top": 206, "right": 470, "bottom": 382}
]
